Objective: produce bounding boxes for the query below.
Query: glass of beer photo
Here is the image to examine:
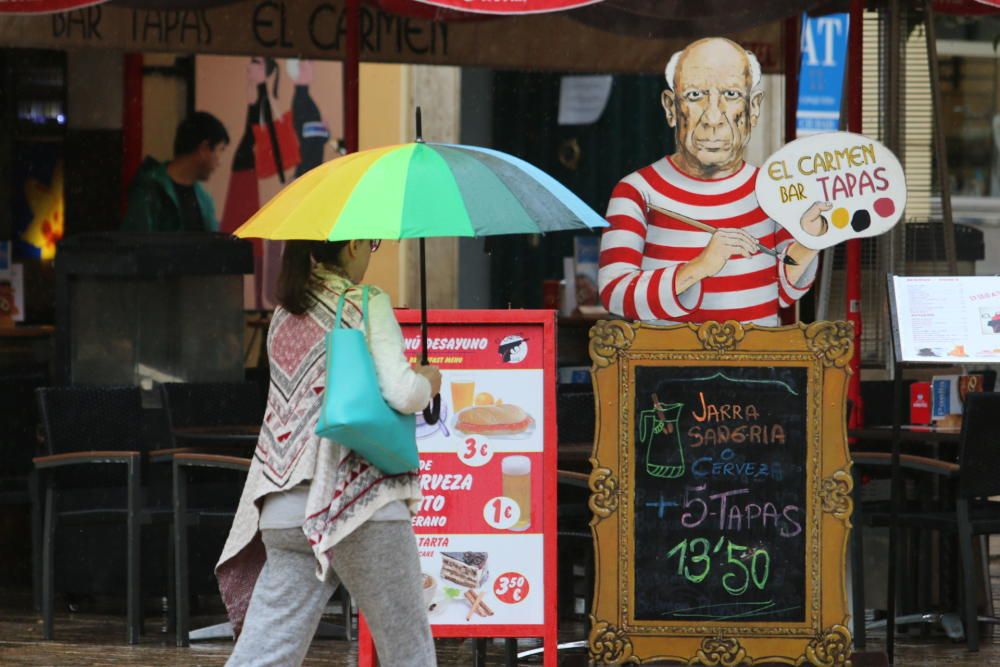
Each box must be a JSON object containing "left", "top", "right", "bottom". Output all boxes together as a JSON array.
[
  {"left": 502, "top": 455, "right": 532, "bottom": 531},
  {"left": 450, "top": 375, "right": 476, "bottom": 414}
]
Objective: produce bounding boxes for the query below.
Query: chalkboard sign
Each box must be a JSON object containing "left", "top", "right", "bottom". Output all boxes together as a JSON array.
[
  {"left": 588, "top": 321, "right": 853, "bottom": 666},
  {"left": 633, "top": 365, "right": 808, "bottom": 623}
]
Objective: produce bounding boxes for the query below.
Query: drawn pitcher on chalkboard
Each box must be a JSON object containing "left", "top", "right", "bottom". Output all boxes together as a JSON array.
[{"left": 639, "top": 394, "right": 685, "bottom": 478}]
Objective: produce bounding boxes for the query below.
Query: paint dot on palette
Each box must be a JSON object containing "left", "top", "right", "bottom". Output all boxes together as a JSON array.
[
  {"left": 851, "top": 209, "right": 872, "bottom": 232},
  {"left": 831, "top": 208, "right": 850, "bottom": 229},
  {"left": 873, "top": 197, "right": 895, "bottom": 218}
]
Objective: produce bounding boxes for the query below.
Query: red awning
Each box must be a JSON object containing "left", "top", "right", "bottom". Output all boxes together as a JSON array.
[
  {"left": 933, "top": 0, "right": 1000, "bottom": 13},
  {"left": 368, "top": 0, "right": 494, "bottom": 21},
  {"left": 0, "top": 0, "right": 106, "bottom": 13},
  {"left": 567, "top": 0, "right": 832, "bottom": 38},
  {"left": 411, "top": 0, "right": 602, "bottom": 14}
]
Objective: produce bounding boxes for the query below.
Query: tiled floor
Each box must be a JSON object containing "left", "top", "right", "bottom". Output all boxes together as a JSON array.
[
  {"left": 2, "top": 536, "right": 999, "bottom": 665},
  {"left": 0, "top": 607, "right": 997, "bottom": 666}
]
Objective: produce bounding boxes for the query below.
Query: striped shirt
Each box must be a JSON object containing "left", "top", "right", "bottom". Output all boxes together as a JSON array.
[{"left": 599, "top": 157, "right": 817, "bottom": 326}]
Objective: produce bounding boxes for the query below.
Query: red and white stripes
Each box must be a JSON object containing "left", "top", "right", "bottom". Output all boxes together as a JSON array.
[{"left": 599, "top": 157, "right": 816, "bottom": 326}]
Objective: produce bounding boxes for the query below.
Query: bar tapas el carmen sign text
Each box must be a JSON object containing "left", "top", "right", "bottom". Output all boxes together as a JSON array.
[{"left": 414, "top": 0, "right": 602, "bottom": 13}]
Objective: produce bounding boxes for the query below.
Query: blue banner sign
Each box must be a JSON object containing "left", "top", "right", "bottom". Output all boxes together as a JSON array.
[{"left": 796, "top": 13, "right": 850, "bottom": 136}]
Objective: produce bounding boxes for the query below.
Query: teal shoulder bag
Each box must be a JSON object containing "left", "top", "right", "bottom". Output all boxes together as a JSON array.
[{"left": 314, "top": 286, "right": 419, "bottom": 474}]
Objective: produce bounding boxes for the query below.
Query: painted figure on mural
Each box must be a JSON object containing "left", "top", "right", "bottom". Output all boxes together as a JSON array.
[
  {"left": 221, "top": 57, "right": 332, "bottom": 308},
  {"left": 598, "top": 37, "right": 832, "bottom": 326}
]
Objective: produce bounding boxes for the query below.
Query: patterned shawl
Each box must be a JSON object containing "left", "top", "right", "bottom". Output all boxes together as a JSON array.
[{"left": 215, "top": 266, "right": 422, "bottom": 635}]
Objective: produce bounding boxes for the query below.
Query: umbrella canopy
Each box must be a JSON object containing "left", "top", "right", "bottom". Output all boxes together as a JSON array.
[
  {"left": 234, "top": 118, "right": 607, "bottom": 423},
  {"left": 233, "top": 141, "right": 607, "bottom": 242}
]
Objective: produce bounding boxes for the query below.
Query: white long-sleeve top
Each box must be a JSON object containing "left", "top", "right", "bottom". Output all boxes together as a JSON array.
[{"left": 365, "top": 289, "right": 433, "bottom": 413}]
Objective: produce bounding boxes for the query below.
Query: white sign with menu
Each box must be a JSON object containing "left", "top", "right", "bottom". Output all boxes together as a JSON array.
[{"left": 890, "top": 275, "right": 1000, "bottom": 364}]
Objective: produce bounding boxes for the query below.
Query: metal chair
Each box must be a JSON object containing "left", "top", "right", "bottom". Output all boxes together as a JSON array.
[
  {"left": 156, "top": 381, "right": 261, "bottom": 647},
  {"left": 156, "top": 381, "right": 355, "bottom": 646},
  {"left": 34, "top": 385, "right": 158, "bottom": 644},
  {"left": 0, "top": 364, "right": 48, "bottom": 611}
]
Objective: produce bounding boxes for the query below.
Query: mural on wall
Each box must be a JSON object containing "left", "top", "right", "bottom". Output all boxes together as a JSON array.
[
  {"left": 197, "top": 55, "right": 343, "bottom": 308},
  {"left": 12, "top": 143, "right": 64, "bottom": 261}
]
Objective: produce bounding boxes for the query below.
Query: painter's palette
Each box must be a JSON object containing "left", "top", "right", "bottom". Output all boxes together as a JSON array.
[{"left": 755, "top": 132, "right": 907, "bottom": 250}]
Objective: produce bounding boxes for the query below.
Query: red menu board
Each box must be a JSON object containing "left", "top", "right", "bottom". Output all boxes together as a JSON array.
[{"left": 358, "top": 310, "right": 558, "bottom": 667}]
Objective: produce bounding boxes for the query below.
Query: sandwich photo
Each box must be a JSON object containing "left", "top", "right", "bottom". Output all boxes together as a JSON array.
[{"left": 454, "top": 403, "right": 534, "bottom": 436}]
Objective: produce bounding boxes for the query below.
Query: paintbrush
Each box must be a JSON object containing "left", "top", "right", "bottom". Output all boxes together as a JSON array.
[{"left": 647, "top": 203, "right": 797, "bottom": 266}]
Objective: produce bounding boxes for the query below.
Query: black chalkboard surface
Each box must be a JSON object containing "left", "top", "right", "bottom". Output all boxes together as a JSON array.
[{"left": 633, "top": 364, "right": 808, "bottom": 623}]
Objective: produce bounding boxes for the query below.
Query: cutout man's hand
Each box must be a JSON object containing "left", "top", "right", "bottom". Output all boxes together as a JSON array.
[{"left": 800, "top": 201, "right": 832, "bottom": 236}]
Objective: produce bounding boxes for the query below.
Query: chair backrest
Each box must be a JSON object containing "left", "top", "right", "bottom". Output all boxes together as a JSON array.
[
  {"left": 160, "top": 381, "right": 265, "bottom": 431},
  {"left": 973, "top": 369, "right": 997, "bottom": 392},
  {"left": 36, "top": 385, "right": 145, "bottom": 456},
  {"left": 957, "top": 392, "right": 1000, "bottom": 499}
]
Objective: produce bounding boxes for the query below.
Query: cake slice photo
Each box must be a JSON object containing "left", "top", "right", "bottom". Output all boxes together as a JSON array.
[{"left": 440, "top": 551, "right": 489, "bottom": 589}]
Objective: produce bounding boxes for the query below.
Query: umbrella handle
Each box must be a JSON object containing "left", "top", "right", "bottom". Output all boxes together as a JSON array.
[{"left": 422, "top": 395, "right": 441, "bottom": 426}]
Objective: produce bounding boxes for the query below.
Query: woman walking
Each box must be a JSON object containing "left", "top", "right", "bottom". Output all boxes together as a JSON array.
[{"left": 217, "top": 239, "right": 440, "bottom": 666}]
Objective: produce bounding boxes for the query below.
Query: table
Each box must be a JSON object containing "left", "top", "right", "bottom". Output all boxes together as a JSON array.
[
  {"left": 850, "top": 425, "right": 960, "bottom": 445},
  {"left": 557, "top": 442, "right": 592, "bottom": 470},
  {"left": 171, "top": 425, "right": 261, "bottom": 446},
  {"left": 0, "top": 325, "right": 55, "bottom": 337}
]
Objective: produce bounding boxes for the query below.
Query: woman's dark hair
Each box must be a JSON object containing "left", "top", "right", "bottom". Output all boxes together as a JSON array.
[
  {"left": 265, "top": 57, "right": 280, "bottom": 98},
  {"left": 277, "top": 240, "right": 349, "bottom": 315}
]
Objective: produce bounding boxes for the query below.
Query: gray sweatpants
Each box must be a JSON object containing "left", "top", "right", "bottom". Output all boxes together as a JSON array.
[{"left": 226, "top": 521, "right": 436, "bottom": 667}]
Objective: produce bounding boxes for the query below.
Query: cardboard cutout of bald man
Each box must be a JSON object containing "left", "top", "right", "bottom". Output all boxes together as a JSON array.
[{"left": 598, "top": 38, "right": 829, "bottom": 326}]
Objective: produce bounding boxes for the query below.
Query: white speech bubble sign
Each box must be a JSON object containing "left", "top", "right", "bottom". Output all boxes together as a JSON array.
[{"left": 755, "top": 132, "right": 907, "bottom": 250}]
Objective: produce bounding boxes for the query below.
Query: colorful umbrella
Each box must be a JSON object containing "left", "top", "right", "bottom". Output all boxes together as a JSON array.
[
  {"left": 234, "top": 109, "right": 608, "bottom": 421},
  {"left": 233, "top": 143, "right": 606, "bottom": 241}
]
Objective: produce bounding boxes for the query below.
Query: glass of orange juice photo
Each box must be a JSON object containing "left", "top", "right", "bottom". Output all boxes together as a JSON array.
[{"left": 449, "top": 375, "right": 476, "bottom": 414}]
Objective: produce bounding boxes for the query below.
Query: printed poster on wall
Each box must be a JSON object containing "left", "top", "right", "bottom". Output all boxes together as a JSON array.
[
  {"left": 891, "top": 275, "right": 1000, "bottom": 364},
  {"left": 398, "top": 314, "right": 552, "bottom": 630},
  {"left": 196, "top": 55, "right": 343, "bottom": 310}
]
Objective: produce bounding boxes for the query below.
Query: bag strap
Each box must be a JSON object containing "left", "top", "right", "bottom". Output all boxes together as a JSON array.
[
  {"left": 333, "top": 286, "right": 371, "bottom": 334},
  {"left": 334, "top": 292, "right": 348, "bottom": 330}
]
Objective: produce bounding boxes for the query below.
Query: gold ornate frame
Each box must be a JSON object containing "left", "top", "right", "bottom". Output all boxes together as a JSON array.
[{"left": 587, "top": 320, "right": 854, "bottom": 666}]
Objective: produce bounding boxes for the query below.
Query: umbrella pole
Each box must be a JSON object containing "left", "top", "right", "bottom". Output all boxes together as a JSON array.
[
  {"left": 420, "top": 237, "right": 429, "bottom": 366},
  {"left": 420, "top": 237, "right": 442, "bottom": 424}
]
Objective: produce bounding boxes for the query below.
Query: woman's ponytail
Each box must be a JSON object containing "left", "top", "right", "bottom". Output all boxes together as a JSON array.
[
  {"left": 276, "top": 241, "right": 315, "bottom": 315},
  {"left": 276, "top": 240, "right": 350, "bottom": 315}
]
